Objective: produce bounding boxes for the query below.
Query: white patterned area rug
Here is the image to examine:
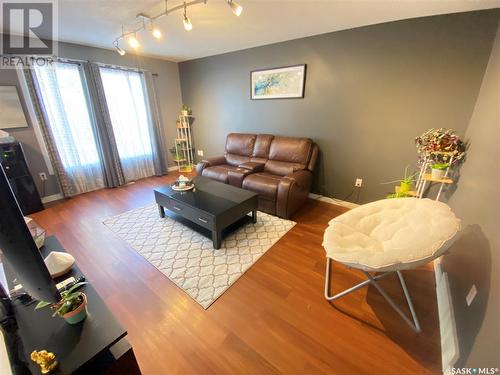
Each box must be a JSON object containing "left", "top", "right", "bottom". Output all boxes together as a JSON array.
[{"left": 103, "top": 204, "right": 296, "bottom": 308}]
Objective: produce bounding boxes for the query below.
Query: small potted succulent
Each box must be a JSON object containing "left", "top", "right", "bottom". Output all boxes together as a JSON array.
[
  {"left": 430, "top": 163, "right": 449, "bottom": 179},
  {"left": 35, "top": 282, "right": 88, "bottom": 324},
  {"left": 180, "top": 105, "right": 192, "bottom": 116}
]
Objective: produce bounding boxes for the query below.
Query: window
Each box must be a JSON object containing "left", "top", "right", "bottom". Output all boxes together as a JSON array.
[
  {"left": 99, "top": 67, "right": 155, "bottom": 182},
  {"left": 33, "top": 62, "right": 104, "bottom": 194}
]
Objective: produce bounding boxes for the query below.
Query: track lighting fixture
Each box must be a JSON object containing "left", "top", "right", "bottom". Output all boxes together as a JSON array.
[
  {"left": 114, "top": 0, "right": 245, "bottom": 55},
  {"left": 227, "top": 0, "right": 242, "bottom": 16},
  {"left": 183, "top": 2, "right": 193, "bottom": 31}
]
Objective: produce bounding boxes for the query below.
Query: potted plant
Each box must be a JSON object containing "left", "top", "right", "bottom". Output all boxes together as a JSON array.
[
  {"left": 430, "top": 163, "right": 449, "bottom": 179},
  {"left": 35, "top": 282, "right": 88, "bottom": 324},
  {"left": 415, "top": 128, "right": 466, "bottom": 166},
  {"left": 180, "top": 105, "right": 192, "bottom": 116},
  {"left": 381, "top": 166, "right": 416, "bottom": 198},
  {"left": 169, "top": 144, "right": 179, "bottom": 160}
]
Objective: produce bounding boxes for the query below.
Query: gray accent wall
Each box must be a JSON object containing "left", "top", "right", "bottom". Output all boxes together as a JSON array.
[
  {"left": 0, "top": 41, "right": 183, "bottom": 198},
  {"left": 179, "top": 10, "right": 499, "bottom": 203},
  {"left": 441, "top": 23, "right": 500, "bottom": 368}
]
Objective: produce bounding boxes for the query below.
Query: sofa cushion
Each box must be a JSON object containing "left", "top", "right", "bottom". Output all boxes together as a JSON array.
[
  {"left": 226, "top": 153, "right": 251, "bottom": 166},
  {"left": 268, "top": 136, "right": 312, "bottom": 164},
  {"left": 242, "top": 172, "right": 282, "bottom": 201},
  {"left": 201, "top": 164, "right": 242, "bottom": 184},
  {"left": 224, "top": 133, "right": 256, "bottom": 166},
  {"left": 226, "top": 133, "right": 256, "bottom": 156},
  {"left": 265, "top": 136, "right": 312, "bottom": 176},
  {"left": 251, "top": 134, "right": 274, "bottom": 160}
]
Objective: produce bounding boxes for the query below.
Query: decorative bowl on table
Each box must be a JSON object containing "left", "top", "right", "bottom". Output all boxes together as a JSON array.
[{"left": 171, "top": 175, "right": 194, "bottom": 191}]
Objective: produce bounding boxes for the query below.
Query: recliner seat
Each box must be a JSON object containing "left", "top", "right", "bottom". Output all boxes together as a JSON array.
[{"left": 196, "top": 133, "right": 318, "bottom": 219}]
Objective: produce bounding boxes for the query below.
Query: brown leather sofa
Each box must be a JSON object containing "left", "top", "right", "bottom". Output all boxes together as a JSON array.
[{"left": 195, "top": 133, "right": 318, "bottom": 219}]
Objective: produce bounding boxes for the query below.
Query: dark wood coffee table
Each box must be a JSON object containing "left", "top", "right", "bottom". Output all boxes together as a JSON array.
[{"left": 154, "top": 176, "right": 258, "bottom": 249}]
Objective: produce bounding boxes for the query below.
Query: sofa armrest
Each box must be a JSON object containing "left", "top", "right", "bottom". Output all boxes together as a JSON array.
[
  {"left": 282, "top": 170, "right": 313, "bottom": 190},
  {"left": 238, "top": 162, "right": 265, "bottom": 173},
  {"left": 276, "top": 170, "right": 313, "bottom": 218},
  {"left": 195, "top": 155, "right": 226, "bottom": 175},
  {"left": 228, "top": 168, "right": 254, "bottom": 188}
]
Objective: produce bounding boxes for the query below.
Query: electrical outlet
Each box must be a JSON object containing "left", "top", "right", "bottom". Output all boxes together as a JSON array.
[
  {"left": 39, "top": 172, "right": 47, "bottom": 181},
  {"left": 197, "top": 150, "right": 204, "bottom": 157},
  {"left": 355, "top": 178, "right": 363, "bottom": 187},
  {"left": 466, "top": 284, "right": 477, "bottom": 306}
]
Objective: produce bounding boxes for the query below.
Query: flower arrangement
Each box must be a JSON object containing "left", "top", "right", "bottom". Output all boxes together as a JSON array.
[{"left": 415, "top": 128, "right": 466, "bottom": 166}]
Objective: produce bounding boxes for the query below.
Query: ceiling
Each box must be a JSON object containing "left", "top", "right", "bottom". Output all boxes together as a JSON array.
[{"left": 20, "top": 1, "right": 500, "bottom": 61}]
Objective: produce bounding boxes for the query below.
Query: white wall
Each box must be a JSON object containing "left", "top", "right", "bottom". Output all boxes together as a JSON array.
[{"left": 441, "top": 23, "right": 500, "bottom": 368}]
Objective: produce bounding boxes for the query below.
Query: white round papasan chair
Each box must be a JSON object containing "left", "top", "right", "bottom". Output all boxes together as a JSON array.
[{"left": 322, "top": 197, "right": 460, "bottom": 332}]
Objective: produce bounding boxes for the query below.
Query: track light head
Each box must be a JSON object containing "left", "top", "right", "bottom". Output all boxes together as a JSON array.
[
  {"left": 183, "top": 2, "right": 192, "bottom": 31},
  {"left": 128, "top": 35, "right": 140, "bottom": 49},
  {"left": 152, "top": 27, "right": 162, "bottom": 39},
  {"left": 117, "top": 46, "right": 126, "bottom": 56},
  {"left": 227, "top": 0, "right": 242, "bottom": 16},
  {"left": 114, "top": 41, "right": 126, "bottom": 56},
  {"left": 183, "top": 15, "right": 193, "bottom": 31},
  {"left": 150, "top": 21, "right": 162, "bottom": 39}
]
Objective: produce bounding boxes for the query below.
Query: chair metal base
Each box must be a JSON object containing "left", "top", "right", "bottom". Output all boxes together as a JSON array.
[{"left": 324, "top": 258, "right": 422, "bottom": 333}]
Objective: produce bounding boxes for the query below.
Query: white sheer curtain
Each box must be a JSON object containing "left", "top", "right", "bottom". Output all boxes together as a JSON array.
[
  {"left": 33, "top": 62, "right": 105, "bottom": 194},
  {"left": 99, "top": 67, "right": 155, "bottom": 182}
]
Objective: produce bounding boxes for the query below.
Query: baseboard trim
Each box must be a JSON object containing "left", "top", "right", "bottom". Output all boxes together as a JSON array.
[
  {"left": 308, "top": 193, "right": 360, "bottom": 209},
  {"left": 41, "top": 193, "right": 64, "bottom": 204},
  {"left": 434, "top": 258, "right": 460, "bottom": 373}
]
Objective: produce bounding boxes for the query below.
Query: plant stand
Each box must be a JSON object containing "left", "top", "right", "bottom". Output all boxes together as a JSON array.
[
  {"left": 415, "top": 151, "right": 455, "bottom": 201},
  {"left": 174, "top": 115, "right": 195, "bottom": 172}
]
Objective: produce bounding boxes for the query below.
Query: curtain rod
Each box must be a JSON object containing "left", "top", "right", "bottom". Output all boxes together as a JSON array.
[
  {"left": 51, "top": 57, "right": 158, "bottom": 76},
  {"left": 95, "top": 62, "right": 158, "bottom": 77}
]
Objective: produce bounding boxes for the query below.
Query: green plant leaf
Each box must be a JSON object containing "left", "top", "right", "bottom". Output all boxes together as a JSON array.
[
  {"left": 431, "top": 163, "right": 449, "bottom": 170},
  {"left": 53, "top": 300, "right": 72, "bottom": 317},
  {"left": 65, "top": 281, "right": 88, "bottom": 296},
  {"left": 35, "top": 301, "right": 51, "bottom": 309}
]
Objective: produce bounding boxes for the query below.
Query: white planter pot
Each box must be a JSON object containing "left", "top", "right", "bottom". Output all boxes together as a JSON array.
[{"left": 431, "top": 168, "right": 447, "bottom": 179}]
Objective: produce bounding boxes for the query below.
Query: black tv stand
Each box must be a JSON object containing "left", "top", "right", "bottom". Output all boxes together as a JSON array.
[{"left": 2, "top": 236, "right": 141, "bottom": 374}]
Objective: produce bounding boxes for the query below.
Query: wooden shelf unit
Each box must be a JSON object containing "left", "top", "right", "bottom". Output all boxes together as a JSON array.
[
  {"left": 422, "top": 173, "right": 453, "bottom": 184},
  {"left": 174, "top": 115, "right": 195, "bottom": 172}
]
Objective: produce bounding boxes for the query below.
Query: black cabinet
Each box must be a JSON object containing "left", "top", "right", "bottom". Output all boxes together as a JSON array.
[{"left": 0, "top": 142, "right": 43, "bottom": 214}]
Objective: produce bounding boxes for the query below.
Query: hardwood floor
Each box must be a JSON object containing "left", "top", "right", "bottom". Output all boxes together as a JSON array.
[{"left": 31, "top": 174, "right": 441, "bottom": 374}]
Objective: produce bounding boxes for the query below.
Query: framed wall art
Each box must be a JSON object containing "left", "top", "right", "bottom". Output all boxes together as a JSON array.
[
  {"left": 250, "top": 64, "right": 306, "bottom": 100},
  {"left": 0, "top": 86, "right": 28, "bottom": 129}
]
